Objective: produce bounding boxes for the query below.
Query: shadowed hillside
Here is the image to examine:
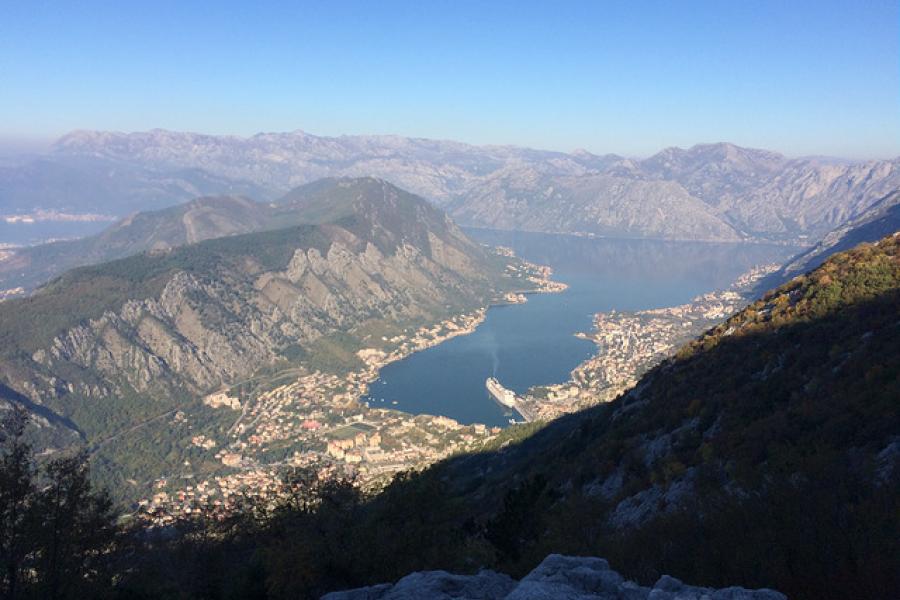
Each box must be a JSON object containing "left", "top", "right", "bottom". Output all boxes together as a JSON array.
[{"left": 108, "top": 234, "right": 900, "bottom": 600}]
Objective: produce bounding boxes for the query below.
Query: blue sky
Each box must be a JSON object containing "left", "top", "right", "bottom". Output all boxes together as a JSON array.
[{"left": 1, "top": 0, "right": 897, "bottom": 158}]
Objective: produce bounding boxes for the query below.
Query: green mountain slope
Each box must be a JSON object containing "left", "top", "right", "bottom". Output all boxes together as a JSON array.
[
  {"left": 0, "top": 195, "right": 271, "bottom": 292},
  {"left": 772, "top": 189, "right": 900, "bottom": 284},
  {"left": 1, "top": 176, "right": 449, "bottom": 294}
]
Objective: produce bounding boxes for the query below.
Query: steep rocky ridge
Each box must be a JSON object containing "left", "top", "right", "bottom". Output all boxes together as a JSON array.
[
  {"left": 447, "top": 165, "right": 741, "bottom": 240},
  {"left": 710, "top": 155, "right": 900, "bottom": 238},
  {"left": 0, "top": 178, "right": 512, "bottom": 455},
  {"left": 450, "top": 143, "right": 900, "bottom": 241},
  {"left": 639, "top": 142, "right": 788, "bottom": 202},
  {"left": 774, "top": 189, "right": 900, "bottom": 281}
]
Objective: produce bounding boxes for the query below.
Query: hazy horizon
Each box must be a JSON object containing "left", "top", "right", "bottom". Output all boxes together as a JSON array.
[{"left": 0, "top": 128, "right": 893, "bottom": 163}]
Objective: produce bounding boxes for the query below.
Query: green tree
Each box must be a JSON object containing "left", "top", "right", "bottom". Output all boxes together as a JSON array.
[
  {"left": 0, "top": 408, "right": 37, "bottom": 600},
  {"left": 37, "top": 450, "right": 116, "bottom": 600},
  {"left": 0, "top": 407, "right": 118, "bottom": 600}
]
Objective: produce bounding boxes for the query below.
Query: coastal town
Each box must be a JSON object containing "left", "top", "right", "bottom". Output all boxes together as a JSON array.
[
  {"left": 517, "top": 263, "right": 780, "bottom": 420},
  {"left": 138, "top": 310, "right": 505, "bottom": 526},
  {"left": 137, "top": 252, "right": 565, "bottom": 525},
  {"left": 137, "top": 257, "right": 776, "bottom": 526}
]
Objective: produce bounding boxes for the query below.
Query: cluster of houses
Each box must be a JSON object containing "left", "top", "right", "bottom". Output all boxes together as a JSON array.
[{"left": 521, "top": 277, "right": 768, "bottom": 421}]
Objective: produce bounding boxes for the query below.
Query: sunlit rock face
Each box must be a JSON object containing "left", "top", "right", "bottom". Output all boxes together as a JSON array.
[{"left": 321, "top": 554, "right": 786, "bottom": 600}]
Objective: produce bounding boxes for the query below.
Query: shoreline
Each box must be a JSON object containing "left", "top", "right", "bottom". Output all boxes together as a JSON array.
[
  {"left": 352, "top": 255, "right": 567, "bottom": 403},
  {"left": 464, "top": 225, "right": 812, "bottom": 248},
  {"left": 515, "top": 263, "right": 781, "bottom": 421}
]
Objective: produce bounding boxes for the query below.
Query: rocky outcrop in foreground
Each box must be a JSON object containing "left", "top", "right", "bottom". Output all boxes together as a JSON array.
[{"left": 322, "top": 554, "right": 785, "bottom": 600}]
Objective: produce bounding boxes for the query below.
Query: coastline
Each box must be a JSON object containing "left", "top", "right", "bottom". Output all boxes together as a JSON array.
[
  {"left": 133, "top": 251, "right": 785, "bottom": 525},
  {"left": 515, "top": 262, "right": 781, "bottom": 421},
  {"left": 464, "top": 225, "right": 812, "bottom": 248},
  {"left": 353, "top": 255, "right": 568, "bottom": 403}
]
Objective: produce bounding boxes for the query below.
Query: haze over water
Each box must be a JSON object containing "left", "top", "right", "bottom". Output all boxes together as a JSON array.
[{"left": 361, "top": 230, "right": 797, "bottom": 427}]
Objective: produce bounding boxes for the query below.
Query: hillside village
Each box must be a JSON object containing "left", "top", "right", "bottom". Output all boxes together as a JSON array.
[{"left": 138, "top": 309, "right": 503, "bottom": 525}]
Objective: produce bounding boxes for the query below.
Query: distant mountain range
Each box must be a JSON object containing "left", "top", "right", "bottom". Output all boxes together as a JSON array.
[
  {"left": 0, "top": 130, "right": 896, "bottom": 245},
  {"left": 24, "top": 129, "right": 895, "bottom": 243},
  {"left": 0, "top": 155, "right": 271, "bottom": 216}
]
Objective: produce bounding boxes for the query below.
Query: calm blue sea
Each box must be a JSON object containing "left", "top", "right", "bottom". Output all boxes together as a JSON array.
[
  {"left": 0, "top": 221, "right": 110, "bottom": 246},
  {"left": 365, "top": 230, "right": 797, "bottom": 427}
]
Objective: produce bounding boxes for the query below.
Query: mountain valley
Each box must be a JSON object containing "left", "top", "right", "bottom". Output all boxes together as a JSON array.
[
  {"left": 273, "top": 232, "right": 899, "bottom": 600},
  {"left": 4, "top": 6, "right": 899, "bottom": 599}
]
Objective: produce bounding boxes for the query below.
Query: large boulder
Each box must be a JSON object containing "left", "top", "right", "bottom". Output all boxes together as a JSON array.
[
  {"left": 321, "top": 569, "right": 516, "bottom": 600},
  {"left": 505, "top": 554, "right": 642, "bottom": 599},
  {"left": 321, "top": 554, "right": 786, "bottom": 600}
]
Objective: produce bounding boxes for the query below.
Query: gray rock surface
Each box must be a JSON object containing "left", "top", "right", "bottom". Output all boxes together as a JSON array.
[
  {"left": 322, "top": 554, "right": 787, "bottom": 600},
  {"left": 777, "top": 191, "right": 900, "bottom": 280},
  {"left": 323, "top": 570, "right": 516, "bottom": 600}
]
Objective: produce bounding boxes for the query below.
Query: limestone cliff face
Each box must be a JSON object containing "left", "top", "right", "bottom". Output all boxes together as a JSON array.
[
  {"left": 448, "top": 166, "right": 741, "bottom": 241},
  {"left": 0, "top": 178, "right": 502, "bottom": 443},
  {"left": 25, "top": 238, "right": 480, "bottom": 401},
  {"left": 775, "top": 190, "right": 900, "bottom": 280}
]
